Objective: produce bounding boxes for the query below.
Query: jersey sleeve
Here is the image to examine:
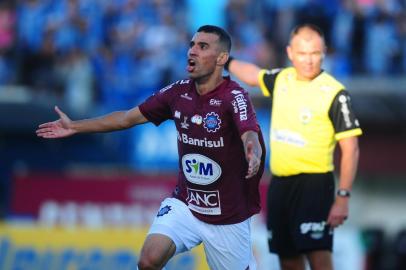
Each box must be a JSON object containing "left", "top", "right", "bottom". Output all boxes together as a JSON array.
[
  {"left": 138, "top": 84, "right": 175, "bottom": 126},
  {"left": 229, "top": 89, "right": 260, "bottom": 136},
  {"left": 328, "top": 90, "right": 363, "bottom": 140},
  {"left": 258, "top": 68, "right": 281, "bottom": 98}
]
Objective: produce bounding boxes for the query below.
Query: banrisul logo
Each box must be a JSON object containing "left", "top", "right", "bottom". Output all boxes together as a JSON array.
[{"left": 182, "top": 154, "right": 222, "bottom": 185}]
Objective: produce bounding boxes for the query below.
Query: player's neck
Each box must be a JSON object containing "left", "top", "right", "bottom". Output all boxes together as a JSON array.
[{"left": 195, "top": 73, "right": 224, "bottom": 95}]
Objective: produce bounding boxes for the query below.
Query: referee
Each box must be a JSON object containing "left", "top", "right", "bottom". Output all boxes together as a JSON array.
[{"left": 226, "top": 23, "right": 362, "bottom": 270}]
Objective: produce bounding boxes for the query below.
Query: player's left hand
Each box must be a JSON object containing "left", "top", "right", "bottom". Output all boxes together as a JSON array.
[
  {"left": 245, "top": 141, "right": 260, "bottom": 179},
  {"left": 327, "top": 197, "right": 349, "bottom": 228},
  {"left": 36, "top": 106, "right": 76, "bottom": 138}
]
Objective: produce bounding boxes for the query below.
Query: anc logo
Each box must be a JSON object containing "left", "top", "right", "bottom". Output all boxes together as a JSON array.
[
  {"left": 203, "top": 112, "right": 221, "bottom": 133},
  {"left": 182, "top": 154, "right": 222, "bottom": 185}
]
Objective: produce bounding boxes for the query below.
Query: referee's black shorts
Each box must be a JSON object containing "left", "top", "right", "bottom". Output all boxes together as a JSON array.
[{"left": 266, "top": 172, "right": 335, "bottom": 257}]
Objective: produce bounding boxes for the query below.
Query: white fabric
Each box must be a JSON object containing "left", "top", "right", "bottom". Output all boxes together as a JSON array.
[{"left": 148, "top": 197, "right": 256, "bottom": 270}]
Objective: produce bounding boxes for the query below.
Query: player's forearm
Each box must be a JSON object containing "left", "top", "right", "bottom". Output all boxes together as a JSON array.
[
  {"left": 241, "top": 131, "right": 262, "bottom": 160},
  {"left": 228, "top": 59, "right": 261, "bottom": 87},
  {"left": 71, "top": 111, "right": 133, "bottom": 133},
  {"left": 70, "top": 106, "right": 148, "bottom": 134}
]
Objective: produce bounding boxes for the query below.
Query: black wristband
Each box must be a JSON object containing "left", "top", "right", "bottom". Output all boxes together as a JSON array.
[{"left": 224, "top": 56, "right": 234, "bottom": 71}]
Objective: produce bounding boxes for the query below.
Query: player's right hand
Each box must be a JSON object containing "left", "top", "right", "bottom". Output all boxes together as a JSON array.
[
  {"left": 36, "top": 106, "right": 76, "bottom": 138},
  {"left": 245, "top": 141, "right": 261, "bottom": 179}
]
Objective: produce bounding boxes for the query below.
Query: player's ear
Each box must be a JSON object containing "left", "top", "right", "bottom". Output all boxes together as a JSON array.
[{"left": 217, "top": 52, "right": 229, "bottom": 66}]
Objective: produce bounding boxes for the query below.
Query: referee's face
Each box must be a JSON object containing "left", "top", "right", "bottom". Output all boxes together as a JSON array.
[{"left": 287, "top": 28, "right": 326, "bottom": 81}]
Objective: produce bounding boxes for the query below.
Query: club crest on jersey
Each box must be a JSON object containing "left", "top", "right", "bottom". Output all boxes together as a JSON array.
[
  {"left": 203, "top": 112, "right": 221, "bottom": 133},
  {"left": 157, "top": 205, "right": 172, "bottom": 217}
]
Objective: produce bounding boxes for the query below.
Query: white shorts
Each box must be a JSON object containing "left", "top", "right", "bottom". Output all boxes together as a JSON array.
[{"left": 148, "top": 197, "right": 256, "bottom": 270}]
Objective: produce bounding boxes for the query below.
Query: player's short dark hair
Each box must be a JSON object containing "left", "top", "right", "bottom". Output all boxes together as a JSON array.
[
  {"left": 289, "top": 23, "right": 325, "bottom": 43},
  {"left": 197, "top": 25, "right": 232, "bottom": 53}
]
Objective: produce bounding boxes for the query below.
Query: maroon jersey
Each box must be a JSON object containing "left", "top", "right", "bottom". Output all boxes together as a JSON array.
[{"left": 139, "top": 77, "right": 265, "bottom": 225}]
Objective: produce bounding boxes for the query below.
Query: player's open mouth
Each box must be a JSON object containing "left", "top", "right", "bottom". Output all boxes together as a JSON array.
[{"left": 187, "top": 59, "right": 196, "bottom": 72}]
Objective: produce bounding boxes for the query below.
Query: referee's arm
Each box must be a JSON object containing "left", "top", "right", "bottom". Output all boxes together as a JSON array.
[
  {"left": 327, "top": 89, "right": 362, "bottom": 227},
  {"left": 226, "top": 58, "right": 261, "bottom": 87},
  {"left": 337, "top": 136, "right": 360, "bottom": 193},
  {"left": 327, "top": 136, "right": 359, "bottom": 227}
]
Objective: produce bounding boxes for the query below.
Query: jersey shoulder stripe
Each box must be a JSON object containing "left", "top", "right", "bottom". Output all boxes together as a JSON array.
[
  {"left": 258, "top": 68, "right": 283, "bottom": 97},
  {"left": 335, "top": 128, "right": 363, "bottom": 140}
]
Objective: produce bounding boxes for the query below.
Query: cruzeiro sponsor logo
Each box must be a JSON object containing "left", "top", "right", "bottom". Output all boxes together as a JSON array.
[
  {"left": 300, "top": 221, "right": 327, "bottom": 240},
  {"left": 177, "top": 131, "right": 224, "bottom": 148},
  {"left": 203, "top": 112, "right": 221, "bottom": 133},
  {"left": 231, "top": 90, "right": 248, "bottom": 121},
  {"left": 182, "top": 153, "right": 222, "bottom": 185}
]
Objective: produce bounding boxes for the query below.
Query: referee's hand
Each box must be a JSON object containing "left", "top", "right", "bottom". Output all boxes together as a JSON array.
[{"left": 327, "top": 197, "right": 349, "bottom": 228}]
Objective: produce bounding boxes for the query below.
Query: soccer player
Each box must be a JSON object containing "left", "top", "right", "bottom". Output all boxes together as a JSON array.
[
  {"left": 225, "top": 23, "right": 362, "bottom": 270},
  {"left": 36, "top": 25, "right": 265, "bottom": 270}
]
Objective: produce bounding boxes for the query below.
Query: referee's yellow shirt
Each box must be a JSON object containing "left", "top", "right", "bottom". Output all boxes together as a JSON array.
[{"left": 258, "top": 67, "right": 363, "bottom": 176}]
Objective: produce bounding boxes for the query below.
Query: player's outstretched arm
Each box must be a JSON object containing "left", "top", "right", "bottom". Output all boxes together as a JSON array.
[
  {"left": 227, "top": 58, "right": 262, "bottom": 87},
  {"left": 36, "top": 106, "right": 148, "bottom": 139},
  {"left": 241, "top": 130, "right": 262, "bottom": 179}
]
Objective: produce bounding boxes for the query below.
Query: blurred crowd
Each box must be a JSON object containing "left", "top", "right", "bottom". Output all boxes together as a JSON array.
[{"left": 0, "top": 0, "right": 405, "bottom": 114}]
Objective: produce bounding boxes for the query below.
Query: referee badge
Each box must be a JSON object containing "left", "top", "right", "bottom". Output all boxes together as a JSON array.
[{"left": 299, "top": 108, "right": 312, "bottom": 124}]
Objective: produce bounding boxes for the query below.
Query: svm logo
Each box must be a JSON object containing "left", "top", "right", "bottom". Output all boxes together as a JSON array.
[{"left": 182, "top": 154, "right": 222, "bottom": 185}]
